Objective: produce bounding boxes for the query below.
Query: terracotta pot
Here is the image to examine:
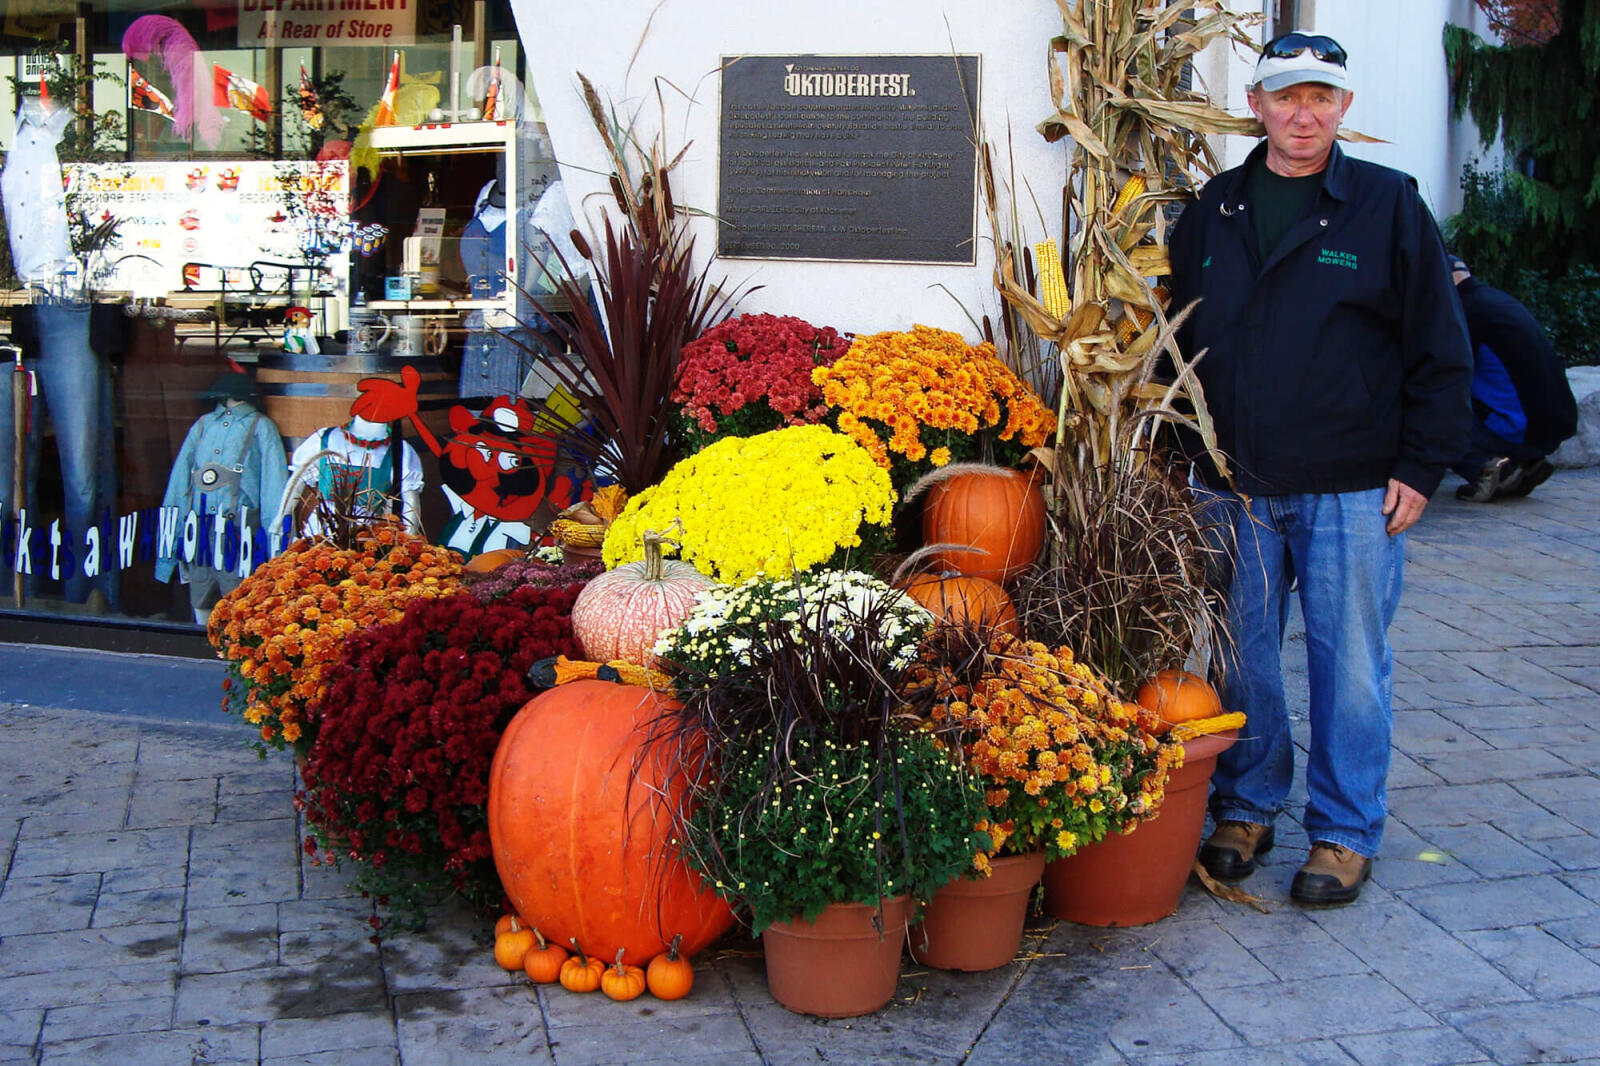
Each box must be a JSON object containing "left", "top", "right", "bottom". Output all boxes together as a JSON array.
[
  {"left": 1043, "top": 730, "right": 1238, "bottom": 927},
  {"left": 761, "top": 896, "right": 911, "bottom": 1017},
  {"left": 909, "top": 850, "right": 1046, "bottom": 971}
]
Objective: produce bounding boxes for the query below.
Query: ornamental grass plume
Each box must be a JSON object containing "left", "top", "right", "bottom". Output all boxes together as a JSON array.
[
  {"left": 902, "top": 625, "right": 1184, "bottom": 871},
  {"left": 813, "top": 324, "right": 1055, "bottom": 496},
  {"left": 302, "top": 582, "right": 587, "bottom": 931},
  {"left": 207, "top": 520, "right": 463, "bottom": 754},
  {"left": 670, "top": 312, "right": 847, "bottom": 452},
  {"left": 602, "top": 424, "right": 895, "bottom": 584}
]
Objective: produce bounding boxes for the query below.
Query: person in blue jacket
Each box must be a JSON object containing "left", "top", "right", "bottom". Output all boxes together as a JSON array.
[
  {"left": 1448, "top": 256, "right": 1579, "bottom": 501},
  {"left": 1168, "top": 33, "right": 1472, "bottom": 906}
]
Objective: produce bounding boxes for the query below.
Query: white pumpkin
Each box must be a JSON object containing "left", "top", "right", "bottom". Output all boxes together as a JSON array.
[{"left": 570, "top": 531, "right": 714, "bottom": 668}]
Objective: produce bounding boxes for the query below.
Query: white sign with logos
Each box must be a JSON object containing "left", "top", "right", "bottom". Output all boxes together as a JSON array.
[
  {"left": 61, "top": 159, "right": 351, "bottom": 298},
  {"left": 236, "top": 0, "right": 416, "bottom": 47}
]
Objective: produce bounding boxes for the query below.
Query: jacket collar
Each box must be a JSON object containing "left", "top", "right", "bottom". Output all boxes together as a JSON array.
[{"left": 1220, "top": 140, "right": 1351, "bottom": 206}]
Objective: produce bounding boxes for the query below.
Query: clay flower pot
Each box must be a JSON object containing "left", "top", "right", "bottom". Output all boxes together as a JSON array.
[
  {"left": 1042, "top": 730, "right": 1238, "bottom": 927},
  {"left": 761, "top": 896, "right": 911, "bottom": 1017},
  {"left": 909, "top": 850, "right": 1046, "bottom": 972}
]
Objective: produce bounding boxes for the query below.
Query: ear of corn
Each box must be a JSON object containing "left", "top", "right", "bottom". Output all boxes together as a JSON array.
[
  {"left": 1109, "top": 173, "right": 1147, "bottom": 218},
  {"left": 1033, "top": 239, "right": 1071, "bottom": 319}
]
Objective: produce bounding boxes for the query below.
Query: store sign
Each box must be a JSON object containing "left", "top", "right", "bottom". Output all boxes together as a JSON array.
[
  {"left": 236, "top": 0, "right": 416, "bottom": 47},
  {"left": 717, "top": 53, "right": 980, "bottom": 263},
  {"left": 61, "top": 159, "right": 350, "bottom": 298}
]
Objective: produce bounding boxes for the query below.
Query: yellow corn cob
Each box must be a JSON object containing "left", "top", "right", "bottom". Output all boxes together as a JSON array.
[
  {"left": 1169, "top": 711, "right": 1248, "bottom": 742},
  {"left": 1032, "top": 239, "right": 1071, "bottom": 319},
  {"left": 1116, "top": 318, "right": 1140, "bottom": 347},
  {"left": 548, "top": 518, "right": 607, "bottom": 547},
  {"left": 1110, "top": 173, "right": 1147, "bottom": 218}
]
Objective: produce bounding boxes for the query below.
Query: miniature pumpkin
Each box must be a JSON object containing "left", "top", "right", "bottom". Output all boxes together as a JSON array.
[
  {"left": 522, "top": 927, "right": 568, "bottom": 984},
  {"left": 922, "top": 466, "right": 1046, "bottom": 582},
  {"left": 493, "top": 916, "right": 535, "bottom": 971},
  {"left": 465, "top": 547, "right": 524, "bottom": 573},
  {"left": 646, "top": 933, "right": 694, "bottom": 1001},
  {"left": 488, "top": 680, "right": 734, "bottom": 967},
  {"left": 601, "top": 948, "right": 648, "bottom": 1002},
  {"left": 494, "top": 912, "right": 523, "bottom": 937},
  {"left": 570, "top": 529, "right": 714, "bottom": 668},
  {"left": 559, "top": 939, "right": 605, "bottom": 993},
  {"left": 897, "top": 572, "right": 1020, "bottom": 636},
  {"left": 1136, "top": 669, "right": 1222, "bottom": 735}
]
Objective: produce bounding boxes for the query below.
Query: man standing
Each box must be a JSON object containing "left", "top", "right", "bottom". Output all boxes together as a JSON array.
[
  {"left": 1448, "top": 255, "right": 1578, "bottom": 501},
  {"left": 1167, "top": 33, "right": 1472, "bottom": 905}
]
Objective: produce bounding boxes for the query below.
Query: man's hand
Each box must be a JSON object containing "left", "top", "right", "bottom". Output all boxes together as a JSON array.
[{"left": 1383, "top": 478, "right": 1427, "bottom": 535}]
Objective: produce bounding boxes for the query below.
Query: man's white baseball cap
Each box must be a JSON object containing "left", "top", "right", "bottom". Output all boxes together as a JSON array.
[{"left": 1252, "top": 33, "right": 1349, "bottom": 91}]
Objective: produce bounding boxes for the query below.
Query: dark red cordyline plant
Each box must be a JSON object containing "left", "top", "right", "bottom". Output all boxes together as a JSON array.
[{"left": 302, "top": 582, "right": 585, "bottom": 930}]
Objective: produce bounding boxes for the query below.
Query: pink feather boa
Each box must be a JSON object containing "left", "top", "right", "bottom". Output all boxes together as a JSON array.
[{"left": 121, "top": 15, "right": 223, "bottom": 148}]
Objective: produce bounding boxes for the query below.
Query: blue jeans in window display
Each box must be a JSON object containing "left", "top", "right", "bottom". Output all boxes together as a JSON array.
[
  {"left": 1195, "top": 486, "right": 1403, "bottom": 858},
  {"left": 0, "top": 301, "right": 119, "bottom": 606},
  {"left": 458, "top": 318, "right": 554, "bottom": 403}
]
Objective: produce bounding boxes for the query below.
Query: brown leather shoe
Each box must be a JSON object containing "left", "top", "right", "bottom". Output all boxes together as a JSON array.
[
  {"left": 1290, "top": 842, "right": 1372, "bottom": 906},
  {"left": 1198, "top": 820, "right": 1274, "bottom": 882}
]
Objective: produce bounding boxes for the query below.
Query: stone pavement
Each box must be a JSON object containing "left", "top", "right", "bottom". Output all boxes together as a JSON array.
[{"left": 2, "top": 469, "right": 1599, "bottom": 1066}]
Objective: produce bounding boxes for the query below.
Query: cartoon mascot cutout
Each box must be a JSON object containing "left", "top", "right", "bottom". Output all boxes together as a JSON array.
[{"left": 350, "top": 365, "right": 581, "bottom": 557}]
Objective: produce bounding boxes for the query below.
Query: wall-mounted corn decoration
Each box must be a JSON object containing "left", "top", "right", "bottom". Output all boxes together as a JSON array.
[{"left": 1109, "top": 173, "right": 1147, "bottom": 219}]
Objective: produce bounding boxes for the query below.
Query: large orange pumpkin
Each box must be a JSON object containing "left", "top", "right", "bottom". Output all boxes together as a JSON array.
[
  {"left": 1135, "top": 669, "right": 1222, "bottom": 735},
  {"left": 922, "top": 467, "right": 1047, "bottom": 582},
  {"left": 897, "top": 572, "right": 1020, "bottom": 637},
  {"left": 487, "top": 680, "right": 733, "bottom": 966}
]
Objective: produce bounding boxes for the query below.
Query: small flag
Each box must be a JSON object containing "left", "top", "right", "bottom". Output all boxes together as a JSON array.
[
  {"left": 296, "top": 62, "right": 323, "bottom": 130},
  {"left": 129, "top": 67, "right": 175, "bottom": 119},
  {"left": 373, "top": 50, "right": 401, "bottom": 127},
  {"left": 213, "top": 63, "right": 271, "bottom": 122},
  {"left": 38, "top": 71, "right": 50, "bottom": 110},
  {"left": 482, "top": 48, "right": 502, "bottom": 122}
]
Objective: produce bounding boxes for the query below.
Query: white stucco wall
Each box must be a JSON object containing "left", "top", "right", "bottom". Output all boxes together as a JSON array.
[
  {"left": 510, "top": 0, "right": 1065, "bottom": 336},
  {"left": 1201, "top": 1, "right": 1501, "bottom": 220}
]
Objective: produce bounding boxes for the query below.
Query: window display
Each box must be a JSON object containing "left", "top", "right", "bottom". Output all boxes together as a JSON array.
[{"left": 0, "top": 1, "right": 578, "bottom": 632}]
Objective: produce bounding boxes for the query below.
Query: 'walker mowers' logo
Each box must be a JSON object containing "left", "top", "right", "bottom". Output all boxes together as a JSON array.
[{"left": 783, "top": 64, "right": 914, "bottom": 97}]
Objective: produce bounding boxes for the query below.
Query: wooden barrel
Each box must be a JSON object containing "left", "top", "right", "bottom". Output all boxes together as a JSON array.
[{"left": 253, "top": 350, "right": 456, "bottom": 447}]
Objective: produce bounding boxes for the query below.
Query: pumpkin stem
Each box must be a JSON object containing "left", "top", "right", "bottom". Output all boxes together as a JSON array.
[
  {"left": 667, "top": 933, "right": 682, "bottom": 962},
  {"left": 638, "top": 519, "right": 682, "bottom": 582},
  {"left": 532, "top": 927, "right": 547, "bottom": 950},
  {"left": 569, "top": 936, "right": 587, "bottom": 964},
  {"left": 508, "top": 916, "right": 522, "bottom": 934},
  {"left": 613, "top": 947, "right": 628, "bottom": 974}
]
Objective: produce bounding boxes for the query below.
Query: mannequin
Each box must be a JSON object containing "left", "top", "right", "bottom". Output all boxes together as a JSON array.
[
  {"left": 281, "top": 411, "right": 424, "bottom": 537},
  {"left": 155, "top": 373, "right": 287, "bottom": 623}
]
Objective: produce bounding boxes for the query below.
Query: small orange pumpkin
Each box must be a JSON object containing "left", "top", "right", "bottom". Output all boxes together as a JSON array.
[
  {"left": 493, "top": 916, "right": 535, "bottom": 971},
  {"left": 646, "top": 933, "right": 694, "bottom": 1001},
  {"left": 494, "top": 912, "right": 523, "bottom": 937},
  {"left": 559, "top": 939, "right": 605, "bottom": 993},
  {"left": 600, "top": 948, "right": 648, "bottom": 1002},
  {"left": 898, "top": 572, "right": 1020, "bottom": 636},
  {"left": 1136, "top": 669, "right": 1221, "bottom": 735},
  {"left": 922, "top": 466, "right": 1047, "bottom": 582},
  {"left": 465, "top": 547, "right": 525, "bottom": 573},
  {"left": 522, "top": 927, "right": 568, "bottom": 984}
]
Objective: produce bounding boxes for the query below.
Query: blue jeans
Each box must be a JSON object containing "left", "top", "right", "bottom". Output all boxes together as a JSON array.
[
  {"left": 0, "top": 301, "right": 117, "bottom": 604},
  {"left": 1198, "top": 486, "right": 1404, "bottom": 857}
]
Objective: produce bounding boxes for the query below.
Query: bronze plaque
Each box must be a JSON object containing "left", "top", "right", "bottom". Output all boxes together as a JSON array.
[{"left": 718, "top": 54, "right": 980, "bottom": 263}]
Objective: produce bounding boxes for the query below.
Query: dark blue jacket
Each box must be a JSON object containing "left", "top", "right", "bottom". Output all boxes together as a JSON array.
[
  {"left": 1168, "top": 143, "right": 1472, "bottom": 497},
  {"left": 1455, "top": 276, "right": 1578, "bottom": 454}
]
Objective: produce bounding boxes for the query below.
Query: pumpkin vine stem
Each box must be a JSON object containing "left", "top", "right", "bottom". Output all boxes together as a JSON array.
[{"left": 639, "top": 521, "right": 682, "bottom": 582}]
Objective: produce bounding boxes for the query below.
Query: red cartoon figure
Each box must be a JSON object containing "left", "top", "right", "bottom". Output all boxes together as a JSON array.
[{"left": 352, "top": 366, "right": 581, "bottom": 557}]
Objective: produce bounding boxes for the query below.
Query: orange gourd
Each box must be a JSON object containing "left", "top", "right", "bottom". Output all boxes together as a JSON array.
[
  {"left": 487, "top": 680, "right": 734, "bottom": 967},
  {"left": 559, "top": 939, "right": 605, "bottom": 993},
  {"left": 922, "top": 467, "right": 1047, "bottom": 582},
  {"left": 1136, "top": 669, "right": 1222, "bottom": 735},
  {"left": 493, "top": 916, "right": 535, "bottom": 971},
  {"left": 464, "top": 547, "right": 524, "bottom": 572},
  {"left": 522, "top": 927, "right": 568, "bottom": 984},
  {"left": 898, "top": 572, "right": 1020, "bottom": 636},
  {"left": 645, "top": 934, "right": 694, "bottom": 1001},
  {"left": 601, "top": 948, "right": 648, "bottom": 1002}
]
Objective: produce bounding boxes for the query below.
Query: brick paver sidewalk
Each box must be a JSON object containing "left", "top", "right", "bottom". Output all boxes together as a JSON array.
[{"left": 3, "top": 469, "right": 1598, "bottom": 1065}]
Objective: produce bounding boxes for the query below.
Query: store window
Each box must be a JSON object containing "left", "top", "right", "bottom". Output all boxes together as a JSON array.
[{"left": 0, "top": 1, "right": 576, "bottom": 634}]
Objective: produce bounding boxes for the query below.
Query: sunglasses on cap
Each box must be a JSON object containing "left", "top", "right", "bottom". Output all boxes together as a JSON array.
[{"left": 1263, "top": 33, "right": 1348, "bottom": 67}]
